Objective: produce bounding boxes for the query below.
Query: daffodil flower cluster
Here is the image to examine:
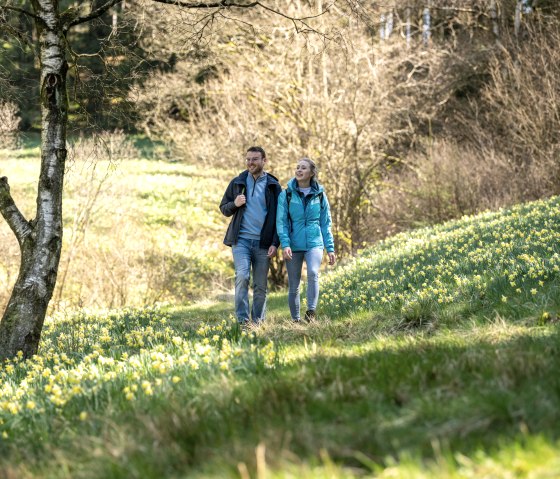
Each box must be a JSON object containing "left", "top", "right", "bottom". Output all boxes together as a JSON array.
[
  {"left": 321, "top": 197, "right": 560, "bottom": 318},
  {"left": 0, "top": 306, "right": 278, "bottom": 439}
]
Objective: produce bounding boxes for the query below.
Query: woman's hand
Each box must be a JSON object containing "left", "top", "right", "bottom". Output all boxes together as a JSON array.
[
  {"left": 327, "top": 252, "right": 336, "bottom": 265},
  {"left": 283, "top": 247, "right": 293, "bottom": 261}
]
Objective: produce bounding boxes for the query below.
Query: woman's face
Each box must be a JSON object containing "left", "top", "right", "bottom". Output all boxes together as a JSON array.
[{"left": 295, "top": 161, "right": 313, "bottom": 183}]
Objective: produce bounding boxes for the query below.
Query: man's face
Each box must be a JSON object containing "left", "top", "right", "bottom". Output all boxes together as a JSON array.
[{"left": 246, "top": 151, "right": 266, "bottom": 176}]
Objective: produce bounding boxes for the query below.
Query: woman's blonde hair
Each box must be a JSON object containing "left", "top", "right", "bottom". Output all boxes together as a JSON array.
[{"left": 299, "top": 157, "right": 318, "bottom": 180}]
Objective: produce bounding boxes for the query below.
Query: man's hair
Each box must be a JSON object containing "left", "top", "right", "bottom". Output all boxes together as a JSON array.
[{"left": 247, "top": 146, "right": 266, "bottom": 159}]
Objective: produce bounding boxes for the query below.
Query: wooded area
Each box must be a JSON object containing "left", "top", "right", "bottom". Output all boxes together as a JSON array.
[
  {"left": 1, "top": 0, "right": 560, "bottom": 359},
  {"left": 3, "top": 1, "right": 559, "bottom": 244}
]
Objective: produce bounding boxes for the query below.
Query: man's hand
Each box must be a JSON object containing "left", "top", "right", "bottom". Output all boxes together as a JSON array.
[
  {"left": 282, "top": 247, "right": 293, "bottom": 261},
  {"left": 267, "top": 245, "right": 277, "bottom": 258},
  {"left": 327, "top": 252, "right": 336, "bottom": 265},
  {"left": 234, "top": 194, "right": 246, "bottom": 207}
]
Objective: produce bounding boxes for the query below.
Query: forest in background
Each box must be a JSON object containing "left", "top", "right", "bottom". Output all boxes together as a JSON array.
[
  {"left": 1, "top": 0, "right": 560, "bottom": 310},
  {"left": 135, "top": 0, "right": 560, "bottom": 253}
]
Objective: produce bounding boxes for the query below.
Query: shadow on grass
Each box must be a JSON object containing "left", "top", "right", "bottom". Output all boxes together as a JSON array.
[
  {"left": 203, "top": 325, "right": 560, "bottom": 460},
  {"left": 172, "top": 325, "right": 560, "bottom": 477},
  {"left": 33, "top": 324, "right": 560, "bottom": 478}
]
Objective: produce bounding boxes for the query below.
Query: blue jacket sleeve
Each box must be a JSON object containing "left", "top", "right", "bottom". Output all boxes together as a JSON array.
[
  {"left": 276, "top": 190, "right": 291, "bottom": 249},
  {"left": 320, "top": 192, "right": 335, "bottom": 253}
]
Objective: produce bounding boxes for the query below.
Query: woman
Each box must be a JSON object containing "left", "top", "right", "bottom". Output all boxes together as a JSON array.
[{"left": 277, "top": 158, "right": 336, "bottom": 322}]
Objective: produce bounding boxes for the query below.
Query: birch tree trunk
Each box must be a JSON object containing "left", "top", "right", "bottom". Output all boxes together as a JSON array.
[
  {"left": 514, "top": 0, "right": 522, "bottom": 38},
  {"left": 0, "top": 0, "right": 67, "bottom": 360},
  {"left": 423, "top": 3, "right": 431, "bottom": 46},
  {"left": 489, "top": 0, "right": 500, "bottom": 40}
]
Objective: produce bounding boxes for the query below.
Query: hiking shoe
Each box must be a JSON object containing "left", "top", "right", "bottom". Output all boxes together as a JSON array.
[{"left": 304, "top": 310, "right": 316, "bottom": 322}]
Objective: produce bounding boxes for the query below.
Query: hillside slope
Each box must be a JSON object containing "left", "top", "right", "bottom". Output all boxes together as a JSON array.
[
  {"left": 322, "top": 196, "right": 560, "bottom": 327},
  {"left": 0, "top": 197, "right": 559, "bottom": 478}
]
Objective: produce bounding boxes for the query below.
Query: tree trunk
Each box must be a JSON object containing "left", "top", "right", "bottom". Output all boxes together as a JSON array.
[
  {"left": 0, "top": 0, "right": 67, "bottom": 360},
  {"left": 514, "top": 0, "right": 522, "bottom": 37},
  {"left": 423, "top": 4, "right": 431, "bottom": 46},
  {"left": 489, "top": 0, "right": 500, "bottom": 41}
]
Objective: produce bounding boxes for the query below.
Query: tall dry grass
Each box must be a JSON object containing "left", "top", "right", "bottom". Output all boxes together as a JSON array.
[{"left": 0, "top": 132, "right": 232, "bottom": 314}]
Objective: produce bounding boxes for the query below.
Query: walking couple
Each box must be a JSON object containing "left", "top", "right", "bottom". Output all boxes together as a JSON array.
[{"left": 220, "top": 146, "right": 336, "bottom": 325}]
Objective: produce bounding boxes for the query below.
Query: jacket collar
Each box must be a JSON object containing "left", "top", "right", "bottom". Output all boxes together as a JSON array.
[
  {"left": 235, "top": 170, "right": 280, "bottom": 186},
  {"left": 287, "top": 177, "right": 323, "bottom": 194}
]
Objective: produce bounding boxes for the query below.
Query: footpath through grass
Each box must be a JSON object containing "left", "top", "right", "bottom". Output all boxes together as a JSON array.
[{"left": 1, "top": 197, "right": 560, "bottom": 477}]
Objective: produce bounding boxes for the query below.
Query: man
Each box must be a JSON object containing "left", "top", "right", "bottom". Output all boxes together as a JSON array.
[{"left": 220, "top": 146, "right": 282, "bottom": 324}]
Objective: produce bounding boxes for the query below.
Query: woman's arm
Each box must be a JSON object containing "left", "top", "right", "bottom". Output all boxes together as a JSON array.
[
  {"left": 320, "top": 192, "right": 335, "bottom": 254},
  {"left": 276, "top": 190, "right": 291, "bottom": 249}
]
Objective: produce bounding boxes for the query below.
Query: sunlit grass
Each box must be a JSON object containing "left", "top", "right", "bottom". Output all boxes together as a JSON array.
[
  {"left": 0, "top": 143, "right": 235, "bottom": 310},
  {"left": 2, "top": 153, "right": 560, "bottom": 477},
  {"left": 321, "top": 197, "right": 560, "bottom": 328},
  {"left": 1, "top": 305, "right": 560, "bottom": 477}
]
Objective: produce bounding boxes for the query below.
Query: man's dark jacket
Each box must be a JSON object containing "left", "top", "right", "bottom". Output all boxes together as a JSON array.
[{"left": 220, "top": 170, "right": 282, "bottom": 249}]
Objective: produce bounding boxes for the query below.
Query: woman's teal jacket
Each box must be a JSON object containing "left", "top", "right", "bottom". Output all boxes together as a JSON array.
[{"left": 276, "top": 178, "right": 335, "bottom": 253}]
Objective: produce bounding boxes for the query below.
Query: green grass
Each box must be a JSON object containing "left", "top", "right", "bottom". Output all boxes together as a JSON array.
[
  {"left": 321, "top": 197, "right": 560, "bottom": 328},
  {"left": 0, "top": 141, "right": 236, "bottom": 309},
  {"left": 2, "top": 196, "right": 560, "bottom": 477}
]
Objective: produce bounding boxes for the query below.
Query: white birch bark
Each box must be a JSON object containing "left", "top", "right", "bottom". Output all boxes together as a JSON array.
[
  {"left": 406, "top": 7, "right": 411, "bottom": 48},
  {"left": 489, "top": 0, "right": 500, "bottom": 40},
  {"left": 0, "top": 0, "right": 67, "bottom": 359},
  {"left": 423, "top": 3, "right": 431, "bottom": 46},
  {"left": 514, "top": 0, "right": 522, "bottom": 38}
]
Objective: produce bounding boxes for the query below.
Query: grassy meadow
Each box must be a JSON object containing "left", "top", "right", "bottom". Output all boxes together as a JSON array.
[
  {"left": 1, "top": 137, "right": 560, "bottom": 478},
  {"left": 0, "top": 134, "right": 234, "bottom": 312}
]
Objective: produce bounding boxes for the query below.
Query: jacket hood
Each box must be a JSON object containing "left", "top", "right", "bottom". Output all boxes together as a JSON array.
[{"left": 287, "top": 177, "right": 324, "bottom": 194}]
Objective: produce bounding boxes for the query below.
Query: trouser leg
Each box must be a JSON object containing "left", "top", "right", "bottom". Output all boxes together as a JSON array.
[
  {"left": 286, "top": 251, "right": 304, "bottom": 321},
  {"left": 305, "top": 247, "right": 323, "bottom": 312},
  {"left": 232, "top": 239, "right": 251, "bottom": 323},
  {"left": 251, "top": 241, "right": 270, "bottom": 323}
]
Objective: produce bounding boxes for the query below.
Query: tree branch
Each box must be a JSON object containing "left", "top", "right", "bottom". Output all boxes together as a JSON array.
[
  {"left": 0, "top": 6, "right": 41, "bottom": 21},
  {"left": 65, "top": 0, "right": 260, "bottom": 29},
  {"left": 149, "top": 0, "right": 257, "bottom": 9},
  {"left": 0, "top": 177, "right": 32, "bottom": 246},
  {"left": 64, "top": 0, "right": 124, "bottom": 31},
  {"left": 254, "top": 1, "right": 332, "bottom": 22}
]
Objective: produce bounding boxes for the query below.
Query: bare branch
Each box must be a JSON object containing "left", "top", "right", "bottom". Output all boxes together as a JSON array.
[
  {"left": 149, "top": 0, "right": 257, "bottom": 9},
  {"left": 0, "top": 177, "right": 32, "bottom": 246},
  {"left": 64, "top": 0, "right": 124, "bottom": 31},
  {"left": 255, "top": 1, "right": 332, "bottom": 22},
  {"left": 0, "top": 6, "right": 41, "bottom": 21},
  {"left": 64, "top": 0, "right": 263, "bottom": 31}
]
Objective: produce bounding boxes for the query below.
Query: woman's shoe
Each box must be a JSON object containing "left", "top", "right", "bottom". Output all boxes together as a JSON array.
[{"left": 304, "top": 310, "right": 316, "bottom": 322}]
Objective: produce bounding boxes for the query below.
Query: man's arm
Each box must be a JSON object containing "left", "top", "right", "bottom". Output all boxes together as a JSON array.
[
  {"left": 276, "top": 189, "right": 290, "bottom": 249},
  {"left": 219, "top": 180, "right": 239, "bottom": 217}
]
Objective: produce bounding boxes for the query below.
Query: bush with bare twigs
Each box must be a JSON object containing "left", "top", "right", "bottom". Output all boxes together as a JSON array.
[
  {"left": 373, "top": 15, "right": 560, "bottom": 235},
  {"left": 135, "top": 5, "right": 560, "bottom": 251}
]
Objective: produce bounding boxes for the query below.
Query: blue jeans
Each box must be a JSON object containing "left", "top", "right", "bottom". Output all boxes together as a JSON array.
[
  {"left": 285, "top": 247, "right": 323, "bottom": 321},
  {"left": 232, "top": 238, "right": 270, "bottom": 324}
]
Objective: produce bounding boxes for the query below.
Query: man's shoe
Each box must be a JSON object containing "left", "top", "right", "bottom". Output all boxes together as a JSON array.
[{"left": 304, "top": 310, "right": 316, "bottom": 322}]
